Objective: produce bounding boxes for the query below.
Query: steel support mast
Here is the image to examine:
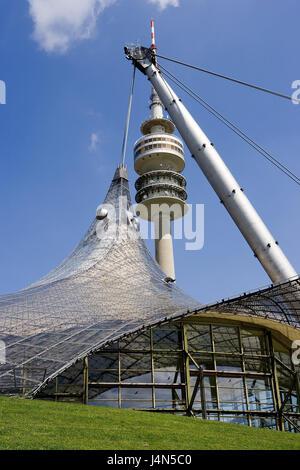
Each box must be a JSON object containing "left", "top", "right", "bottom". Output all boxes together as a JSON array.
[{"left": 125, "top": 46, "right": 298, "bottom": 284}]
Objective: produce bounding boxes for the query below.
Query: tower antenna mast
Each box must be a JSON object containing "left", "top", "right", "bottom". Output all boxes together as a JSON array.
[{"left": 150, "top": 20, "right": 157, "bottom": 56}]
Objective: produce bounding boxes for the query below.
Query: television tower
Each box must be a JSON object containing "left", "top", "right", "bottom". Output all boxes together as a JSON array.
[{"left": 134, "top": 21, "right": 187, "bottom": 280}]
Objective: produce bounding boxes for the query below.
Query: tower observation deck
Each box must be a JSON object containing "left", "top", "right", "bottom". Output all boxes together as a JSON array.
[
  {"left": 134, "top": 87, "right": 187, "bottom": 279},
  {"left": 133, "top": 23, "right": 187, "bottom": 279}
]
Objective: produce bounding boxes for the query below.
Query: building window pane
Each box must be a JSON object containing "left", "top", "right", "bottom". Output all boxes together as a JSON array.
[
  {"left": 241, "top": 328, "right": 267, "bottom": 354},
  {"left": 213, "top": 326, "right": 240, "bottom": 354},
  {"left": 186, "top": 324, "right": 212, "bottom": 352}
]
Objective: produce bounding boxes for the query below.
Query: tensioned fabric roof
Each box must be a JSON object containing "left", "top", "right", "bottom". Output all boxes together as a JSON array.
[
  {"left": 0, "top": 166, "right": 200, "bottom": 396},
  {"left": 0, "top": 166, "right": 299, "bottom": 397}
]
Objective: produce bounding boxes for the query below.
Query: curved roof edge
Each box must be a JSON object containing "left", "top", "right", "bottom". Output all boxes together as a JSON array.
[{"left": 31, "top": 275, "right": 300, "bottom": 397}]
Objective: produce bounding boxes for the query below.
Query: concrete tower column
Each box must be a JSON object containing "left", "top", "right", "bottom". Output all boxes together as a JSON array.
[{"left": 154, "top": 213, "right": 175, "bottom": 279}]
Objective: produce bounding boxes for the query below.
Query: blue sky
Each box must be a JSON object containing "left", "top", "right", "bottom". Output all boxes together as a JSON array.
[{"left": 0, "top": 0, "right": 299, "bottom": 303}]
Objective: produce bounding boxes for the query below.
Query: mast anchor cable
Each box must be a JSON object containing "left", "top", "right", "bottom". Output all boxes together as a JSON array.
[
  {"left": 156, "top": 53, "right": 300, "bottom": 104},
  {"left": 121, "top": 66, "right": 136, "bottom": 166},
  {"left": 159, "top": 63, "right": 300, "bottom": 187}
]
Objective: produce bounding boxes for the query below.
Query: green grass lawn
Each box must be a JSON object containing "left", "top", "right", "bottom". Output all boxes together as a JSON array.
[{"left": 0, "top": 396, "right": 299, "bottom": 450}]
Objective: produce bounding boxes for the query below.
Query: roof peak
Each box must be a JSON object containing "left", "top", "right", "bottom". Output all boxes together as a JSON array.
[{"left": 113, "top": 165, "right": 128, "bottom": 181}]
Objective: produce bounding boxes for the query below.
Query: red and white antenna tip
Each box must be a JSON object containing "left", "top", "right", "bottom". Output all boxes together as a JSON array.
[{"left": 150, "top": 19, "right": 157, "bottom": 50}]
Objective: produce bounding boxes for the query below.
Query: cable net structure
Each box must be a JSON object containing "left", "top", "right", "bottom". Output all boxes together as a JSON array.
[
  {"left": 197, "top": 278, "right": 300, "bottom": 327},
  {"left": 0, "top": 167, "right": 200, "bottom": 396}
]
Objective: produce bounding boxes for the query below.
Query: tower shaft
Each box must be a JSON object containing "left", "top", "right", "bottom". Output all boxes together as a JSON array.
[{"left": 154, "top": 214, "right": 175, "bottom": 279}]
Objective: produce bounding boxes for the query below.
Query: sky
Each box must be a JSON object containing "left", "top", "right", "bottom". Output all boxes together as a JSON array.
[{"left": 0, "top": 0, "right": 299, "bottom": 304}]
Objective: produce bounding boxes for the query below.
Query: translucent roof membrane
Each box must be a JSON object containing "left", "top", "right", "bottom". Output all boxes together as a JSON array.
[
  {"left": 0, "top": 166, "right": 200, "bottom": 395},
  {"left": 198, "top": 277, "right": 300, "bottom": 328}
]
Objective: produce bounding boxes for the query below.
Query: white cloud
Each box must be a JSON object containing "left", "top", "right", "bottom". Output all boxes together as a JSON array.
[
  {"left": 28, "top": 0, "right": 181, "bottom": 53},
  {"left": 89, "top": 132, "right": 100, "bottom": 151},
  {"left": 27, "top": 0, "right": 117, "bottom": 53},
  {"left": 147, "top": 0, "right": 179, "bottom": 10}
]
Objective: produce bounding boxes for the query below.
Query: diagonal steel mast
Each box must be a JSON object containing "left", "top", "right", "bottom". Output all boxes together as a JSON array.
[{"left": 125, "top": 46, "right": 298, "bottom": 284}]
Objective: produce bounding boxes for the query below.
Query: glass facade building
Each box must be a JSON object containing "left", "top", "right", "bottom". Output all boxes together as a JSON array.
[{"left": 38, "top": 318, "right": 300, "bottom": 432}]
